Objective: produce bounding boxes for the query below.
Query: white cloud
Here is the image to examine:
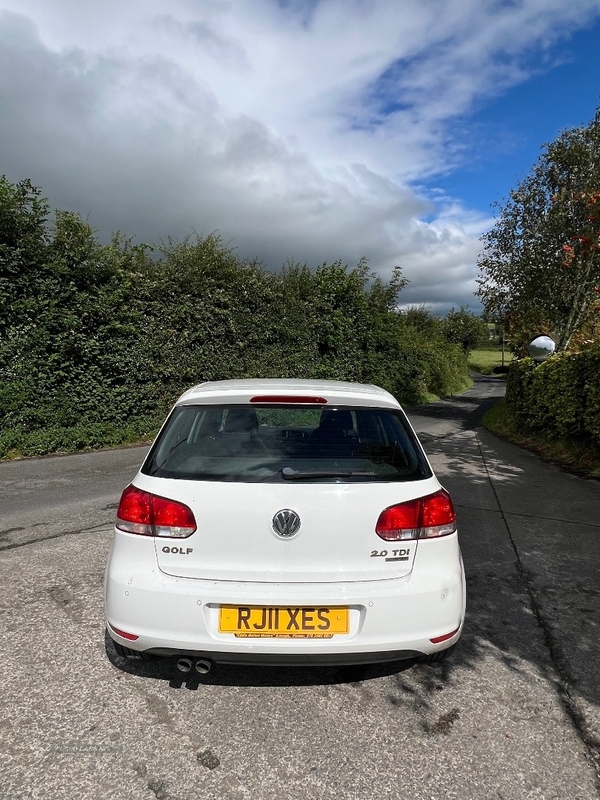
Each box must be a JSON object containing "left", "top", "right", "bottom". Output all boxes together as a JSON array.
[{"left": 1, "top": 0, "right": 599, "bottom": 311}]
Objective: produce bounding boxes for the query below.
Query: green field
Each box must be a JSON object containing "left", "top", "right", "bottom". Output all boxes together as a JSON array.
[{"left": 468, "top": 346, "right": 513, "bottom": 375}]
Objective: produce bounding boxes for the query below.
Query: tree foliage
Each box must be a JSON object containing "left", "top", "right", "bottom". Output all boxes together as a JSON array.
[
  {"left": 441, "top": 306, "right": 488, "bottom": 355},
  {"left": 0, "top": 176, "right": 472, "bottom": 456},
  {"left": 477, "top": 107, "right": 600, "bottom": 352}
]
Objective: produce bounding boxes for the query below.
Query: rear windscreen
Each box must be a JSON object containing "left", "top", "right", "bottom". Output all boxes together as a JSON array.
[{"left": 142, "top": 404, "right": 431, "bottom": 482}]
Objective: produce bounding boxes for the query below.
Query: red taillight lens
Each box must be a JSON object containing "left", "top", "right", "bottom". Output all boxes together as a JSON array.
[
  {"left": 376, "top": 489, "right": 456, "bottom": 541},
  {"left": 375, "top": 498, "right": 421, "bottom": 540},
  {"left": 117, "top": 484, "right": 152, "bottom": 530},
  {"left": 116, "top": 485, "right": 196, "bottom": 538},
  {"left": 151, "top": 494, "right": 197, "bottom": 536},
  {"left": 420, "top": 489, "right": 456, "bottom": 535}
]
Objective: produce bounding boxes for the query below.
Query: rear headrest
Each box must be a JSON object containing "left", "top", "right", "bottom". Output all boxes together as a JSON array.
[
  {"left": 223, "top": 408, "right": 259, "bottom": 433},
  {"left": 318, "top": 409, "right": 353, "bottom": 432}
]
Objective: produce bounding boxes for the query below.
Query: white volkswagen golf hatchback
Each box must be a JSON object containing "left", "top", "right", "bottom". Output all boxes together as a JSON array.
[{"left": 104, "top": 379, "right": 465, "bottom": 672}]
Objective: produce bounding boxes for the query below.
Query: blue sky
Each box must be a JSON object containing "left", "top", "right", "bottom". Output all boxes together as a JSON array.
[
  {"left": 0, "top": 0, "right": 599, "bottom": 313},
  {"left": 422, "top": 19, "right": 600, "bottom": 216}
]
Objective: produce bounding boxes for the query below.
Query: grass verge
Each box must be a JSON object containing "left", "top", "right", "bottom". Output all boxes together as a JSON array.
[
  {"left": 483, "top": 398, "right": 600, "bottom": 480},
  {"left": 468, "top": 346, "right": 513, "bottom": 376}
]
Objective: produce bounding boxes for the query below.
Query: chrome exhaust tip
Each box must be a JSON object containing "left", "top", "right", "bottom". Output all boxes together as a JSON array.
[
  {"left": 195, "top": 659, "right": 212, "bottom": 675},
  {"left": 176, "top": 657, "right": 193, "bottom": 673}
]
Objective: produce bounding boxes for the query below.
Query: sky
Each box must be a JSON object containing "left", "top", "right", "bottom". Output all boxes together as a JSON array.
[{"left": 1, "top": 0, "right": 600, "bottom": 314}]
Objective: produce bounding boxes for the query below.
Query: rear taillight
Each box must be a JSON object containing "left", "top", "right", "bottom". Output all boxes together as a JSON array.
[
  {"left": 375, "top": 489, "right": 456, "bottom": 541},
  {"left": 116, "top": 485, "right": 196, "bottom": 538}
]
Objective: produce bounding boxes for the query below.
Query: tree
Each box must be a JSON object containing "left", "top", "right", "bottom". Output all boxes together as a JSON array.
[
  {"left": 0, "top": 176, "right": 50, "bottom": 328},
  {"left": 401, "top": 305, "right": 442, "bottom": 337},
  {"left": 477, "top": 107, "right": 600, "bottom": 352},
  {"left": 441, "top": 306, "right": 488, "bottom": 355}
]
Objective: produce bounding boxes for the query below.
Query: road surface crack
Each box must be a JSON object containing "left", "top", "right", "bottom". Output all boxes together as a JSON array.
[{"left": 0, "top": 520, "right": 113, "bottom": 552}]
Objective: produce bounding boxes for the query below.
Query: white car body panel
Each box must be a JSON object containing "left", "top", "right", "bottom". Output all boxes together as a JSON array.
[
  {"left": 176, "top": 378, "right": 402, "bottom": 409},
  {"left": 136, "top": 475, "right": 442, "bottom": 583},
  {"left": 104, "top": 379, "right": 466, "bottom": 664},
  {"left": 105, "top": 532, "right": 465, "bottom": 659}
]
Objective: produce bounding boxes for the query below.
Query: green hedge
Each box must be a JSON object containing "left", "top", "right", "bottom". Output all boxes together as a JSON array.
[
  {"left": 0, "top": 418, "right": 161, "bottom": 459},
  {"left": 505, "top": 345, "right": 600, "bottom": 447},
  {"left": 0, "top": 176, "right": 472, "bottom": 458}
]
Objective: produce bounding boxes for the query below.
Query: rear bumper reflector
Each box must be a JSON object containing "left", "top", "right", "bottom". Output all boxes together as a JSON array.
[
  {"left": 430, "top": 627, "right": 460, "bottom": 644},
  {"left": 108, "top": 623, "right": 139, "bottom": 641}
]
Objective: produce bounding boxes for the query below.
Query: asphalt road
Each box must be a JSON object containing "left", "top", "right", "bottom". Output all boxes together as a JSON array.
[{"left": 0, "top": 375, "right": 599, "bottom": 800}]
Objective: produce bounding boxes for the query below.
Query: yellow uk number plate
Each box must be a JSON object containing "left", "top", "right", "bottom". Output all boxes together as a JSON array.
[{"left": 219, "top": 606, "right": 349, "bottom": 638}]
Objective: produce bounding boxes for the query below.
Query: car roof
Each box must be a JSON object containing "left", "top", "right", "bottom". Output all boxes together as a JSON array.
[{"left": 175, "top": 379, "right": 401, "bottom": 409}]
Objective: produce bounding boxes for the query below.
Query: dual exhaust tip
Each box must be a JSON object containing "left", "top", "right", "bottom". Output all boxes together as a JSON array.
[{"left": 176, "top": 657, "right": 212, "bottom": 675}]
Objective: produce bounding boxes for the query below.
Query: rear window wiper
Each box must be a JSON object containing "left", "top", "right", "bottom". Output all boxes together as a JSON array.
[
  {"left": 281, "top": 466, "right": 375, "bottom": 480},
  {"left": 148, "top": 439, "right": 188, "bottom": 475}
]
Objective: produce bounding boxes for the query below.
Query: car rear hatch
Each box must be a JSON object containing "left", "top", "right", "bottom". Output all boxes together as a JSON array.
[
  {"left": 145, "top": 478, "right": 443, "bottom": 583},
  {"left": 137, "top": 399, "right": 437, "bottom": 583}
]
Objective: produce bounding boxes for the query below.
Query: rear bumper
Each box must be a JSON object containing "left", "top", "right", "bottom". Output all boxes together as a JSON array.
[
  {"left": 140, "top": 646, "right": 423, "bottom": 666},
  {"left": 105, "top": 530, "right": 466, "bottom": 661}
]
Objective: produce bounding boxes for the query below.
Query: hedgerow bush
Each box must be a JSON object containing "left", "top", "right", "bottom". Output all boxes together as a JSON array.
[
  {"left": 0, "top": 176, "right": 471, "bottom": 457},
  {"left": 505, "top": 345, "right": 600, "bottom": 448},
  {"left": 0, "top": 419, "right": 160, "bottom": 459}
]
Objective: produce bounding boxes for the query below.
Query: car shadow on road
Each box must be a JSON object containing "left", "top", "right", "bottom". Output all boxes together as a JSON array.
[
  {"left": 418, "top": 426, "right": 600, "bottom": 721},
  {"left": 103, "top": 553, "right": 600, "bottom": 741},
  {"left": 104, "top": 631, "right": 416, "bottom": 688}
]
